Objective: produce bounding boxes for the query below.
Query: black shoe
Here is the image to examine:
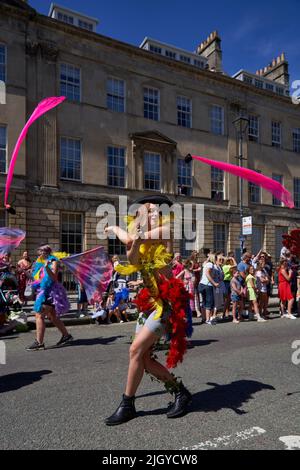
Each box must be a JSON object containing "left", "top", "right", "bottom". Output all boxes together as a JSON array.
[
  {"left": 166, "top": 383, "right": 192, "bottom": 419},
  {"left": 26, "top": 340, "right": 45, "bottom": 351},
  {"left": 56, "top": 334, "right": 73, "bottom": 347},
  {"left": 105, "top": 394, "right": 137, "bottom": 426}
]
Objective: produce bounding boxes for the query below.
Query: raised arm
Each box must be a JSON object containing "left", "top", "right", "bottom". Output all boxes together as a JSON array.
[{"left": 104, "top": 225, "right": 134, "bottom": 245}]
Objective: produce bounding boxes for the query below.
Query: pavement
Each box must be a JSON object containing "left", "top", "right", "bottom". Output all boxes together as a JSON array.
[{"left": 1, "top": 312, "right": 300, "bottom": 450}]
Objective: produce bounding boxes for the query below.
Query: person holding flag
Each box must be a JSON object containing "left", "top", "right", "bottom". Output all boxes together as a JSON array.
[{"left": 26, "top": 245, "right": 72, "bottom": 351}]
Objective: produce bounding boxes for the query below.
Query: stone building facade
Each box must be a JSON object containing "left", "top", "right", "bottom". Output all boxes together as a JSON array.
[{"left": 0, "top": 0, "right": 300, "bottom": 262}]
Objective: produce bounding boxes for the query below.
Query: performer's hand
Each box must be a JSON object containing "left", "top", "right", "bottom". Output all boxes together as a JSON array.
[{"left": 104, "top": 225, "right": 114, "bottom": 234}]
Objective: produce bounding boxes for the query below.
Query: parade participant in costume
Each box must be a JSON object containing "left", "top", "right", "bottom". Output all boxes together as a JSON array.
[
  {"left": 104, "top": 195, "right": 193, "bottom": 425},
  {"left": 26, "top": 245, "right": 72, "bottom": 351}
]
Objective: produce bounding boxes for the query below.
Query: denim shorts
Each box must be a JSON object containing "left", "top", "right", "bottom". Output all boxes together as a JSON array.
[
  {"left": 231, "top": 293, "right": 240, "bottom": 302},
  {"left": 199, "top": 284, "right": 214, "bottom": 309}
]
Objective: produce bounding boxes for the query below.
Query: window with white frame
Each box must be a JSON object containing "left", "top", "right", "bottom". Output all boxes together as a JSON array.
[
  {"left": 194, "top": 59, "right": 205, "bottom": 69},
  {"left": 293, "top": 128, "right": 300, "bottom": 153},
  {"left": 179, "top": 55, "right": 191, "bottom": 64},
  {"left": 144, "top": 87, "right": 160, "bottom": 121},
  {"left": 144, "top": 152, "right": 160, "bottom": 190},
  {"left": 149, "top": 45, "right": 162, "bottom": 54},
  {"left": 265, "top": 82, "right": 274, "bottom": 91},
  {"left": 294, "top": 178, "right": 300, "bottom": 209},
  {"left": 61, "top": 212, "right": 83, "bottom": 254},
  {"left": 78, "top": 19, "right": 93, "bottom": 31},
  {"left": 57, "top": 12, "right": 74, "bottom": 24},
  {"left": 0, "top": 125, "right": 7, "bottom": 173},
  {"left": 107, "top": 78, "right": 125, "bottom": 113},
  {"left": 248, "top": 115, "right": 259, "bottom": 142},
  {"left": 276, "top": 86, "right": 284, "bottom": 96},
  {"left": 254, "top": 79, "right": 263, "bottom": 89},
  {"left": 180, "top": 220, "right": 196, "bottom": 258},
  {"left": 243, "top": 75, "right": 253, "bottom": 85},
  {"left": 271, "top": 121, "right": 281, "bottom": 147},
  {"left": 60, "top": 63, "right": 80, "bottom": 102},
  {"left": 60, "top": 137, "right": 81, "bottom": 181},
  {"left": 165, "top": 50, "right": 176, "bottom": 59},
  {"left": 0, "top": 44, "right": 6, "bottom": 83},
  {"left": 211, "top": 105, "right": 224, "bottom": 135},
  {"left": 272, "top": 174, "right": 283, "bottom": 206},
  {"left": 249, "top": 170, "right": 261, "bottom": 204},
  {"left": 107, "top": 146, "right": 126, "bottom": 188},
  {"left": 211, "top": 167, "right": 224, "bottom": 200},
  {"left": 177, "top": 96, "right": 192, "bottom": 128},
  {"left": 178, "top": 159, "right": 192, "bottom": 196},
  {"left": 213, "top": 224, "right": 227, "bottom": 253},
  {"left": 108, "top": 215, "right": 127, "bottom": 256}
]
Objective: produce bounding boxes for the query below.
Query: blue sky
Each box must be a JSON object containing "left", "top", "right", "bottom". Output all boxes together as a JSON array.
[{"left": 29, "top": 0, "right": 300, "bottom": 89}]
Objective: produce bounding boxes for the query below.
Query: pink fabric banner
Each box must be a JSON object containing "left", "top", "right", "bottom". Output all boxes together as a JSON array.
[
  {"left": 188, "top": 154, "right": 294, "bottom": 209},
  {"left": 5, "top": 96, "right": 66, "bottom": 208}
]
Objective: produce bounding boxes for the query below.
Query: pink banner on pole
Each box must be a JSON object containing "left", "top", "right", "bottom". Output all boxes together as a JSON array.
[
  {"left": 187, "top": 154, "right": 294, "bottom": 209},
  {"left": 4, "top": 96, "right": 66, "bottom": 208}
]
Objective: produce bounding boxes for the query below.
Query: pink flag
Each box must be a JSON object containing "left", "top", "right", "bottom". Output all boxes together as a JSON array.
[
  {"left": 61, "top": 247, "right": 113, "bottom": 304},
  {"left": 186, "top": 154, "right": 294, "bottom": 209},
  {"left": 5, "top": 96, "right": 66, "bottom": 208}
]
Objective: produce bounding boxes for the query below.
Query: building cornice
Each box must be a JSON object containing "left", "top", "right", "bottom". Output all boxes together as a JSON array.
[{"left": 0, "top": 2, "right": 298, "bottom": 112}]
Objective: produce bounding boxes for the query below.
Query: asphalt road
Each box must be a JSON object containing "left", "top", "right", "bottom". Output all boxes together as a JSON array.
[{"left": 1, "top": 315, "right": 300, "bottom": 450}]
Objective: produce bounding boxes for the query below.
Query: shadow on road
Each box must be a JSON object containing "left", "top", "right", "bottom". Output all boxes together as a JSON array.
[
  {"left": 46, "top": 336, "right": 125, "bottom": 349},
  {"left": 0, "top": 370, "right": 52, "bottom": 393},
  {"left": 138, "top": 379, "right": 275, "bottom": 419},
  {"left": 188, "top": 339, "right": 218, "bottom": 348},
  {"left": 190, "top": 380, "right": 275, "bottom": 415}
]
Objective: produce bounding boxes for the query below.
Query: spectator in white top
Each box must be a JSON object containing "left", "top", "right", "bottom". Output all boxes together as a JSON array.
[{"left": 198, "top": 253, "right": 219, "bottom": 325}]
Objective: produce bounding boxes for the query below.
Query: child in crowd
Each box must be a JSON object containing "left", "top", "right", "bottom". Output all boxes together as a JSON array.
[
  {"left": 230, "top": 268, "right": 243, "bottom": 324},
  {"left": 91, "top": 296, "right": 108, "bottom": 324},
  {"left": 246, "top": 266, "right": 267, "bottom": 322},
  {"left": 255, "top": 261, "right": 269, "bottom": 319}
]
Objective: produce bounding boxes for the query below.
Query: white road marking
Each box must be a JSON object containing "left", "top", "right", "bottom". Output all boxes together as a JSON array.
[
  {"left": 279, "top": 436, "right": 300, "bottom": 450},
  {"left": 181, "top": 426, "right": 266, "bottom": 450}
]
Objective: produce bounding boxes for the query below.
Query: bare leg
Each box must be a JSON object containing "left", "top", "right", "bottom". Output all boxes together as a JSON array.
[
  {"left": 287, "top": 298, "right": 294, "bottom": 315},
  {"left": 35, "top": 313, "right": 45, "bottom": 343},
  {"left": 45, "top": 306, "right": 68, "bottom": 336},
  {"left": 125, "top": 326, "right": 163, "bottom": 397},
  {"left": 144, "top": 349, "right": 177, "bottom": 383}
]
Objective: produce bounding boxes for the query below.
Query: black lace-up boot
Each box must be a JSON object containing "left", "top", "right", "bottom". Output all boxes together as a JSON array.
[
  {"left": 166, "top": 382, "right": 192, "bottom": 419},
  {"left": 104, "top": 394, "right": 137, "bottom": 426}
]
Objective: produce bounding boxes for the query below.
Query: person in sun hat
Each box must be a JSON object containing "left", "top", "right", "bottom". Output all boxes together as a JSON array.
[{"left": 103, "top": 194, "right": 193, "bottom": 425}]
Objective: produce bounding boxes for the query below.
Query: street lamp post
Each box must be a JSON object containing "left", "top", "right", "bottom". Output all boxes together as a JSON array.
[{"left": 233, "top": 115, "right": 249, "bottom": 259}]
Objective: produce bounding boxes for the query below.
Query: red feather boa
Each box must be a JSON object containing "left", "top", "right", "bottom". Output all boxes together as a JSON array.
[{"left": 135, "top": 277, "right": 191, "bottom": 369}]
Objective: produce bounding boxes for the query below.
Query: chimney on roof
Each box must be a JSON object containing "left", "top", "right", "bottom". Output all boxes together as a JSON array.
[
  {"left": 261, "top": 53, "right": 289, "bottom": 86},
  {"left": 196, "top": 30, "right": 222, "bottom": 73}
]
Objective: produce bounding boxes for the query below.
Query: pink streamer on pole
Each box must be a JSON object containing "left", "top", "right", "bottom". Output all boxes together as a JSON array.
[
  {"left": 4, "top": 96, "right": 66, "bottom": 208},
  {"left": 187, "top": 154, "right": 294, "bottom": 209}
]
